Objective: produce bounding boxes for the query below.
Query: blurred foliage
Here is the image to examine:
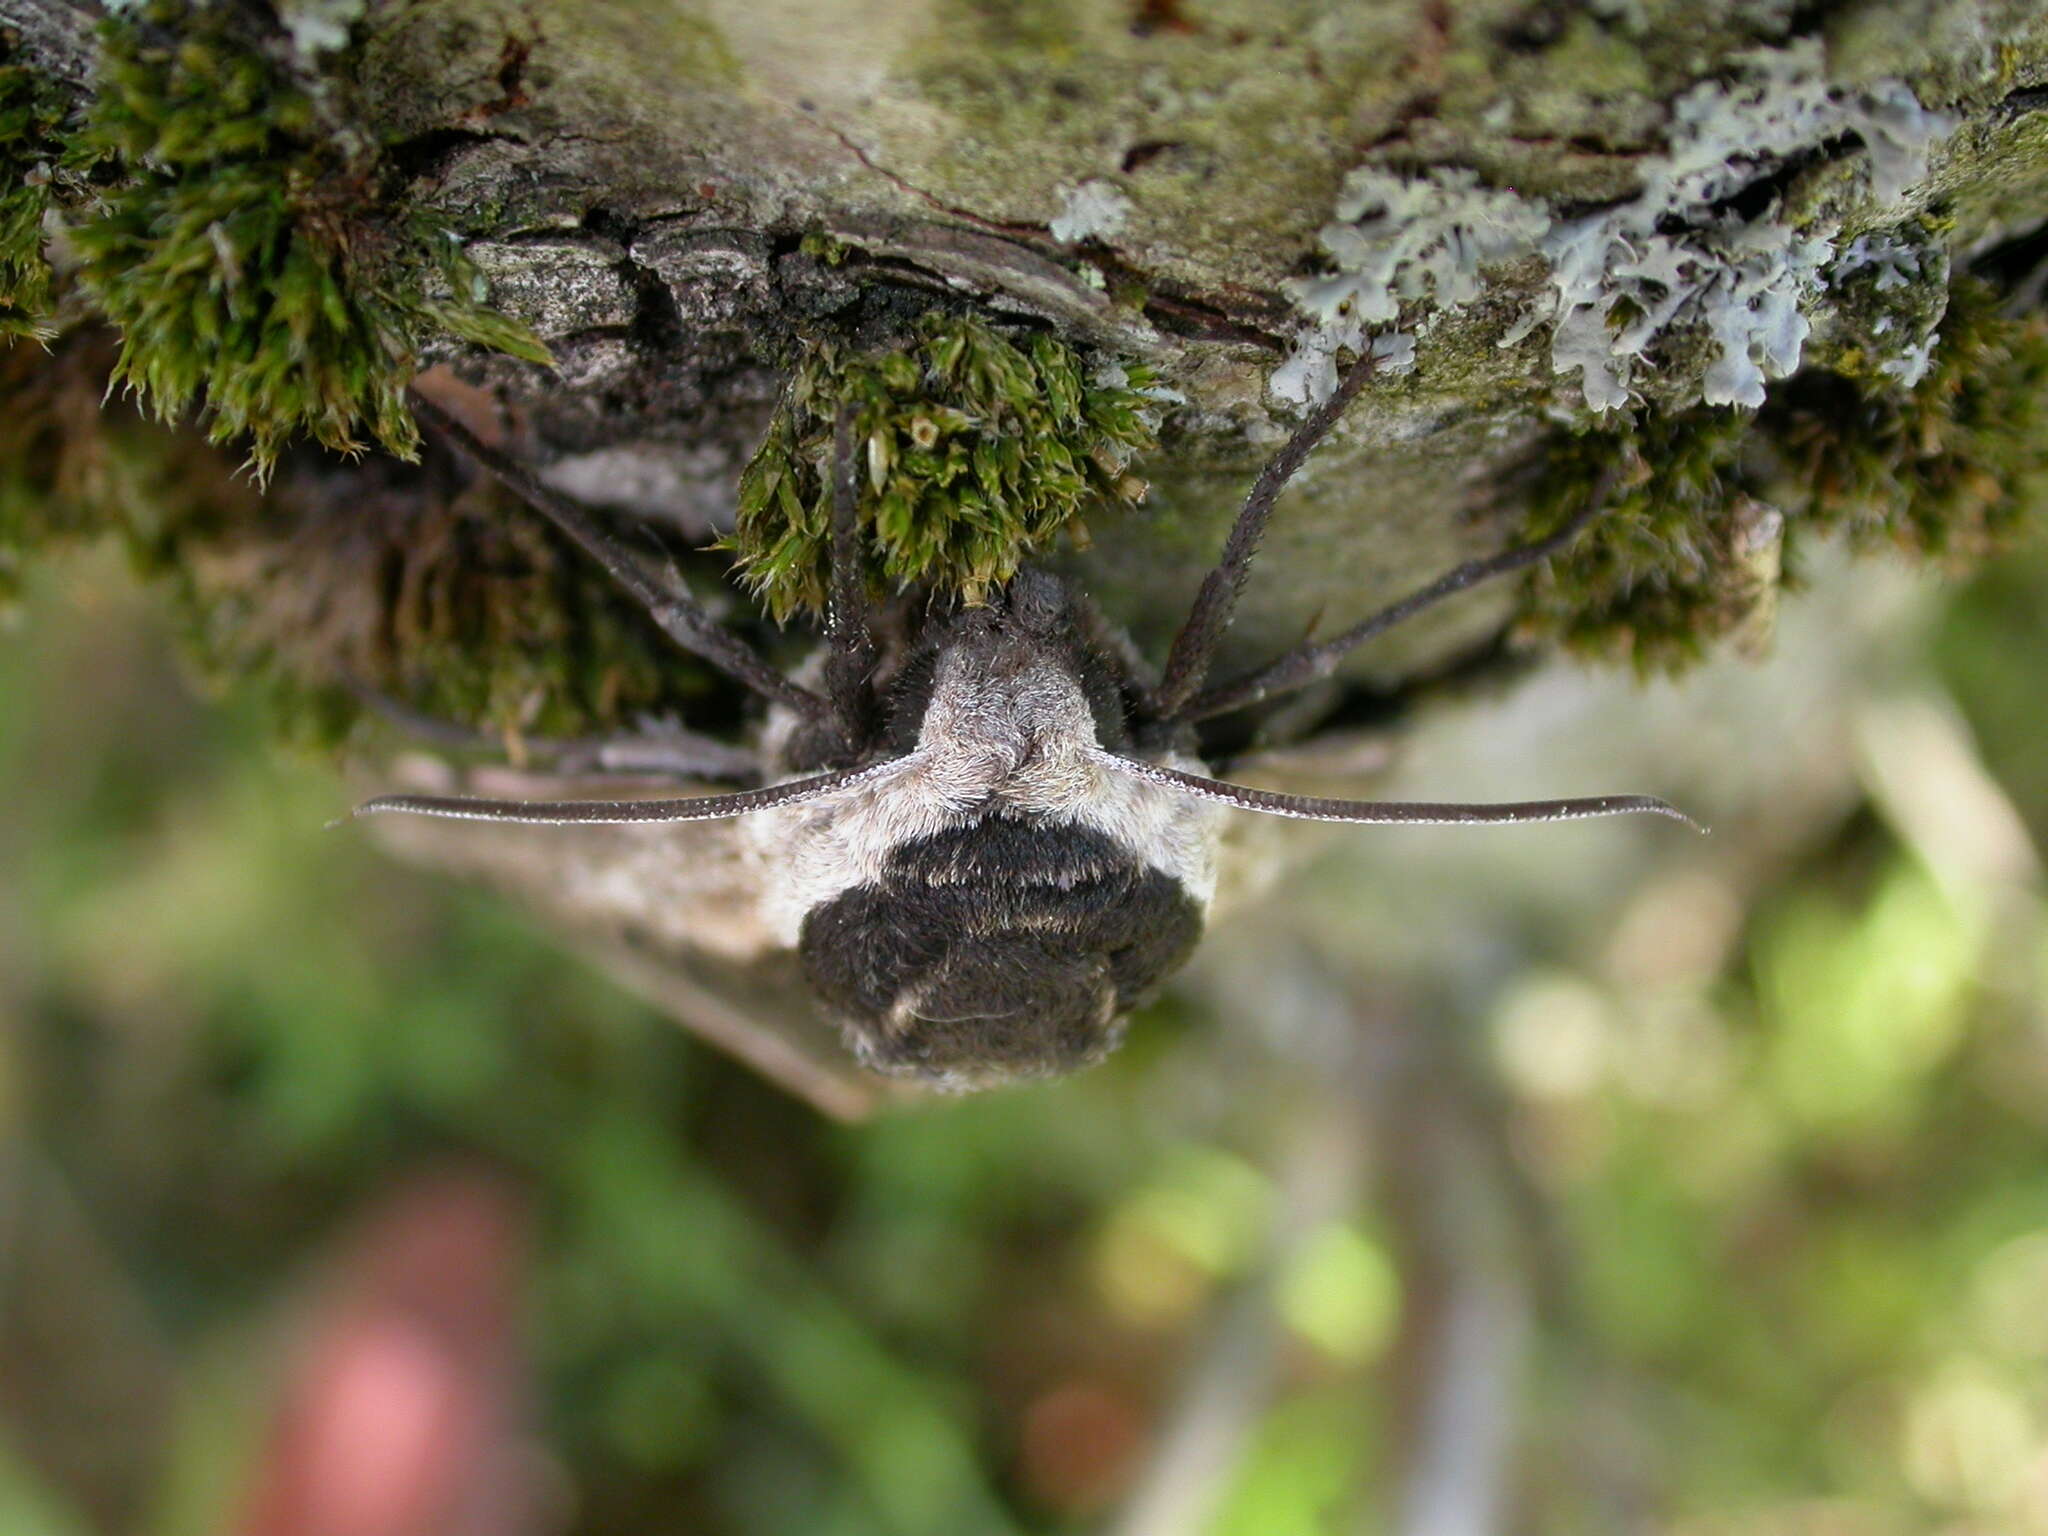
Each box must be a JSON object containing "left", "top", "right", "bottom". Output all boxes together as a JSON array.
[
  {"left": 731, "top": 312, "right": 1162, "bottom": 618},
  {"left": 68, "top": 0, "right": 546, "bottom": 478},
  {"left": 4, "top": 533, "right": 2048, "bottom": 1534},
  {"left": 1520, "top": 283, "right": 2048, "bottom": 673}
]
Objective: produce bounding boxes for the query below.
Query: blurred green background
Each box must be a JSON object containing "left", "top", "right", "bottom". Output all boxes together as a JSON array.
[{"left": 3, "top": 533, "right": 2048, "bottom": 1536}]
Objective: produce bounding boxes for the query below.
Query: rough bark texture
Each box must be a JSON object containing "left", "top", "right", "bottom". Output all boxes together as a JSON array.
[{"left": 337, "top": 0, "right": 2048, "bottom": 679}]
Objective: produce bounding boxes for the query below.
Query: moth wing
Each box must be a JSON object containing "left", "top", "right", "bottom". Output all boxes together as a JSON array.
[{"left": 353, "top": 754, "right": 920, "bottom": 1120}]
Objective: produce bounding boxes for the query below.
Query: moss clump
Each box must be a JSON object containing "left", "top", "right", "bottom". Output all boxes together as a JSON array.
[
  {"left": 1516, "top": 408, "right": 1769, "bottom": 673},
  {"left": 1519, "top": 281, "right": 2048, "bottom": 673},
  {"left": 1, "top": 329, "right": 701, "bottom": 751},
  {"left": 0, "top": 39, "right": 77, "bottom": 342},
  {"left": 1773, "top": 283, "right": 2048, "bottom": 559},
  {"left": 146, "top": 453, "right": 702, "bottom": 753},
  {"left": 732, "top": 312, "right": 1162, "bottom": 619},
  {"left": 72, "top": 0, "right": 547, "bottom": 479}
]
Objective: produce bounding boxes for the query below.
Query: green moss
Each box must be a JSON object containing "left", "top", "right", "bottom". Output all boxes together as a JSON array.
[
  {"left": 1774, "top": 283, "right": 2048, "bottom": 559},
  {"left": 1516, "top": 407, "right": 1768, "bottom": 674},
  {"left": 71, "top": 0, "right": 547, "bottom": 480},
  {"left": 798, "top": 229, "right": 850, "bottom": 267},
  {"left": 0, "top": 44, "right": 77, "bottom": 342},
  {"left": 731, "top": 312, "right": 1161, "bottom": 619},
  {"left": 1, "top": 328, "right": 701, "bottom": 751},
  {"left": 1518, "top": 282, "right": 2048, "bottom": 674}
]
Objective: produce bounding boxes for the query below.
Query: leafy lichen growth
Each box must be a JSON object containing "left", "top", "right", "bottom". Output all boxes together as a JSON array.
[
  {"left": 71, "top": 0, "right": 547, "bottom": 478},
  {"left": 731, "top": 312, "right": 1162, "bottom": 620},
  {"left": 1518, "top": 282, "right": 2048, "bottom": 672},
  {"left": 1, "top": 330, "right": 701, "bottom": 751},
  {"left": 1284, "top": 41, "right": 1958, "bottom": 412},
  {"left": 0, "top": 39, "right": 76, "bottom": 342}
]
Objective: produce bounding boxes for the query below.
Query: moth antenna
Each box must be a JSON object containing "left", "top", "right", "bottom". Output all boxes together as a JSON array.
[
  {"left": 1090, "top": 751, "right": 1705, "bottom": 832},
  {"left": 334, "top": 756, "right": 918, "bottom": 829}
]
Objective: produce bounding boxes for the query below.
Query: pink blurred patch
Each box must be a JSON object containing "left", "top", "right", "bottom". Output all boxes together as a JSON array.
[{"left": 231, "top": 1168, "right": 539, "bottom": 1536}]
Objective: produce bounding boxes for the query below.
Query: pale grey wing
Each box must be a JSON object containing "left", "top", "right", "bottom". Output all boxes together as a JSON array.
[{"left": 352, "top": 758, "right": 918, "bottom": 1120}]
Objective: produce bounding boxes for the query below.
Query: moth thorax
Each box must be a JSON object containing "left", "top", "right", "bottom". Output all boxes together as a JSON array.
[
  {"left": 773, "top": 613, "right": 1227, "bottom": 1084},
  {"left": 910, "top": 640, "right": 1103, "bottom": 811}
]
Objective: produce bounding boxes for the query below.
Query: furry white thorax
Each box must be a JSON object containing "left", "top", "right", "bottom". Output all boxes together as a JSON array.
[{"left": 747, "top": 644, "right": 1226, "bottom": 946}]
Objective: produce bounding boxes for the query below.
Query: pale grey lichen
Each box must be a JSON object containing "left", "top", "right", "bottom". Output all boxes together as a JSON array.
[
  {"left": 1833, "top": 231, "right": 1950, "bottom": 386},
  {"left": 1270, "top": 326, "right": 1417, "bottom": 409},
  {"left": 1291, "top": 168, "right": 1552, "bottom": 328},
  {"left": 1049, "top": 180, "right": 1132, "bottom": 244},
  {"left": 1280, "top": 40, "right": 1958, "bottom": 413},
  {"left": 1272, "top": 167, "right": 1543, "bottom": 405},
  {"left": 276, "top": 0, "right": 366, "bottom": 58}
]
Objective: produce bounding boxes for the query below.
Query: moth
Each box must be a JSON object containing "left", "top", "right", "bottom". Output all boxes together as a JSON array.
[{"left": 351, "top": 351, "right": 1692, "bottom": 1100}]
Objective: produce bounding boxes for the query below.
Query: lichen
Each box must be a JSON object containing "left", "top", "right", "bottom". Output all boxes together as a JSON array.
[
  {"left": 1516, "top": 280, "right": 2048, "bottom": 673},
  {"left": 1048, "top": 179, "right": 1132, "bottom": 244},
  {"left": 1814, "top": 226, "right": 1953, "bottom": 386},
  {"left": 71, "top": 0, "right": 548, "bottom": 479},
  {"left": 731, "top": 312, "right": 1166, "bottom": 620},
  {"left": 1284, "top": 40, "right": 1959, "bottom": 413},
  {"left": 1272, "top": 166, "right": 1533, "bottom": 404}
]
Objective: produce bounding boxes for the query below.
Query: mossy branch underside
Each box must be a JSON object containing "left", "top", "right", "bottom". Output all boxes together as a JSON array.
[{"left": 1, "top": 0, "right": 2045, "bottom": 754}]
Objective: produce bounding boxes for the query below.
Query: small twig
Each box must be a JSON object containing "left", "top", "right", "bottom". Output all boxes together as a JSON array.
[{"left": 1382, "top": 1114, "right": 1531, "bottom": 1536}]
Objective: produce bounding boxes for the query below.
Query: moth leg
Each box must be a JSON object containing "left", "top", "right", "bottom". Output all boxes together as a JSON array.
[
  {"left": 1070, "top": 588, "right": 1161, "bottom": 702},
  {"left": 408, "top": 390, "right": 827, "bottom": 719},
  {"left": 1067, "top": 588, "right": 1176, "bottom": 756},
  {"left": 1148, "top": 348, "right": 1383, "bottom": 722},
  {"left": 1182, "top": 492, "right": 1610, "bottom": 724}
]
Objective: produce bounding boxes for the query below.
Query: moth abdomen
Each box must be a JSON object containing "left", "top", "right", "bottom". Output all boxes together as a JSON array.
[{"left": 799, "top": 817, "right": 1206, "bottom": 1087}]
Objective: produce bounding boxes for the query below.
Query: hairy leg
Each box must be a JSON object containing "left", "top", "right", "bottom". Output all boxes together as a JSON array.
[
  {"left": 821, "top": 409, "right": 880, "bottom": 757},
  {"left": 1149, "top": 349, "right": 1382, "bottom": 720},
  {"left": 1184, "top": 493, "right": 1610, "bottom": 723}
]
